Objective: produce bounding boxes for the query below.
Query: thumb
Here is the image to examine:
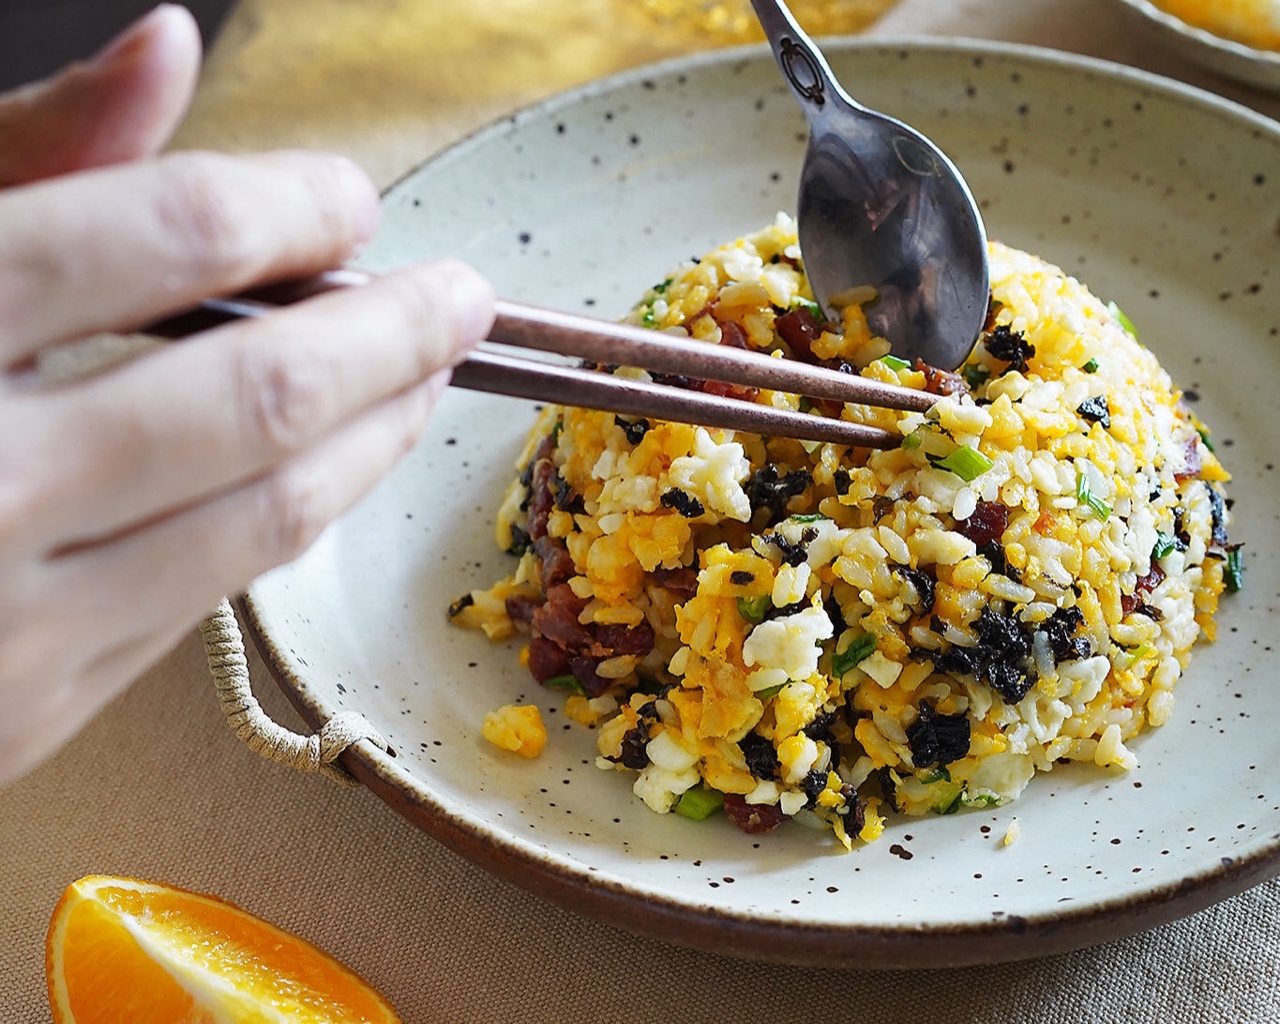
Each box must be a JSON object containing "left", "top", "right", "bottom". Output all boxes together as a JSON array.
[{"left": 0, "top": 4, "right": 202, "bottom": 188}]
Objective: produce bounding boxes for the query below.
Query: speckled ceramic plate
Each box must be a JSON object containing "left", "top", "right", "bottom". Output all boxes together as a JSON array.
[
  {"left": 243, "top": 39, "right": 1280, "bottom": 968},
  {"left": 1110, "top": 0, "right": 1280, "bottom": 92}
]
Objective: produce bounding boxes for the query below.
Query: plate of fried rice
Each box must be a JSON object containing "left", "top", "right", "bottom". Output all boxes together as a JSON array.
[
  {"left": 242, "top": 39, "right": 1280, "bottom": 967},
  {"left": 1109, "top": 0, "right": 1280, "bottom": 92}
]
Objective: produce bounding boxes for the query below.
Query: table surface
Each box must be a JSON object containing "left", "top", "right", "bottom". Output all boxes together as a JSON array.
[{"left": 4, "top": 1, "right": 1280, "bottom": 1020}]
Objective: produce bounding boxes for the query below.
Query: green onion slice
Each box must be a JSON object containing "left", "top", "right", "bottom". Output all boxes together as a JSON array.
[
  {"left": 1106, "top": 301, "right": 1138, "bottom": 339},
  {"left": 1226, "top": 547, "right": 1244, "bottom": 592},
  {"left": 962, "top": 363, "right": 991, "bottom": 390},
  {"left": 737, "top": 595, "right": 771, "bottom": 624},
  {"left": 1075, "top": 471, "right": 1112, "bottom": 521},
  {"left": 929, "top": 445, "right": 994, "bottom": 482},
  {"left": 543, "top": 674, "right": 588, "bottom": 696},
  {"left": 1081, "top": 358, "right": 1100, "bottom": 374},
  {"left": 1152, "top": 532, "right": 1177, "bottom": 561},
  {"left": 876, "top": 354, "right": 912, "bottom": 371},
  {"left": 832, "top": 632, "right": 877, "bottom": 678},
  {"left": 675, "top": 785, "right": 725, "bottom": 821},
  {"left": 790, "top": 297, "right": 824, "bottom": 319}
]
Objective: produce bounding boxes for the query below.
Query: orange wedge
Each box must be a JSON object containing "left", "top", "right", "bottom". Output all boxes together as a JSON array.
[{"left": 46, "top": 875, "right": 400, "bottom": 1024}]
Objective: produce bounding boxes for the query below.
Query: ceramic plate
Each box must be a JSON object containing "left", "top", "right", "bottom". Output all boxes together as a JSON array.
[
  {"left": 1110, "top": 0, "right": 1280, "bottom": 92},
  {"left": 244, "top": 40, "right": 1280, "bottom": 968}
]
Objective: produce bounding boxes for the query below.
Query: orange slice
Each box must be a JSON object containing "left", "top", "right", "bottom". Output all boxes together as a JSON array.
[{"left": 46, "top": 875, "right": 400, "bottom": 1024}]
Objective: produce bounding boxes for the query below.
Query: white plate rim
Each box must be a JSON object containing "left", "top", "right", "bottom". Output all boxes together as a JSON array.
[{"left": 242, "top": 36, "right": 1280, "bottom": 969}]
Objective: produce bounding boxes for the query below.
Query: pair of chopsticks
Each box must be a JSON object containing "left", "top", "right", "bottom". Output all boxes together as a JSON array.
[{"left": 145, "top": 268, "right": 937, "bottom": 448}]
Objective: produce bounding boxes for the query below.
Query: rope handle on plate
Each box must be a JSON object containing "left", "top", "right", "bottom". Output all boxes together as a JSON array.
[{"left": 199, "top": 597, "right": 388, "bottom": 787}]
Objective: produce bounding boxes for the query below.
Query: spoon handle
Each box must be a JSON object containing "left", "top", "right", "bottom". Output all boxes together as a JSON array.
[{"left": 747, "top": 0, "right": 861, "bottom": 123}]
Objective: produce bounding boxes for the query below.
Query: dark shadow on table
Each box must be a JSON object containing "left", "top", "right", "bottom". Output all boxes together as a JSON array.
[{"left": 0, "top": 0, "right": 237, "bottom": 90}]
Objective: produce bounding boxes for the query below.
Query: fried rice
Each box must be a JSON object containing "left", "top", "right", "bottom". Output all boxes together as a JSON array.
[{"left": 452, "top": 215, "right": 1238, "bottom": 848}]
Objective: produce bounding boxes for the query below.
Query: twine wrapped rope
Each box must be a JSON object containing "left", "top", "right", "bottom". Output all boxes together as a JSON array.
[{"left": 199, "top": 598, "right": 387, "bottom": 786}]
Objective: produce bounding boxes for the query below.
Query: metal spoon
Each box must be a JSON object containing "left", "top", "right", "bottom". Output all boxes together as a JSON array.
[{"left": 750, "top": 0, "right": 989, "bottom": 370}]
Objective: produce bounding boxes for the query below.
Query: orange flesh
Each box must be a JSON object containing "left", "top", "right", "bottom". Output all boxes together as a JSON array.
[{"left": 47, "top": 877, "right": 399, "bottom": 1024}]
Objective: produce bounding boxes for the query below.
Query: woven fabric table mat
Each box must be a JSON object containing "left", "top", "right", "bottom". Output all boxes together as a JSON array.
[{"left": 3, "top": 0, "right": 1279, "bottom": 1020}]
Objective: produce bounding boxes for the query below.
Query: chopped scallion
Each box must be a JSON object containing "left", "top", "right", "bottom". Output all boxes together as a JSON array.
[
  {"left": 543, "top": 673, "right": 587, "bottom": 696},
  {"left": 901, "top": 432, "right": 923, "bottom": 451},
  {"left": 832, "top": 632, "right": 877, "bottom": 678},
  {"left": 737, "top": 595, "right": 771, "bottom": 624},
  {"left": 961, "top": 363, "right": 991, "bottom": 390},
  {"left": 1106, "top": 301, "right": 1138, "bottom": 339},
  {"left": 651, "top": 277, "right": 673, "bottom": 294},
  {"left": 1152, "top": 532, "right": 1176, "bottom": 561},
  {"left": 1075, "top": 471, "right": 1112, "bottom": 521},
  {"left": 1196, "top": 425, "right": 1216, "bottom": 453},
  {"left": 876, "top": 354, "right": 912, "bottom": 371},
  {"left": 675, "top": 784, "right": 725, "bottom": 821},
  {"left": 640, "top": 308, "right": 658, "bottom": 328},
  {"left": 1081, "top": 358, "right": 1100, "bottom": 374},
  {"left": 929, "top": 445, "right": 994, "bottom": 482},
  {"left": 790, "top": 513, "right": 829, "bottom": 523},
  {"left": 756, "top": 683, "right": 786, "bottom": 699},
  {"left": 1226, "top": 547, "right": 1244, "bottom": 592}
]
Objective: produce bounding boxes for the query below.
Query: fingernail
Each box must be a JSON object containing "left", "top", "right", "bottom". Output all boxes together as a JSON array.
[
  {"left": 90, "top": 5, "right": 177, "bottom": 67},
  {"left": 329, "top": 155, "right": 381, "bottom": 243},
  {"left": 437, "top": 260, "right": 496, "bottom": 353}
]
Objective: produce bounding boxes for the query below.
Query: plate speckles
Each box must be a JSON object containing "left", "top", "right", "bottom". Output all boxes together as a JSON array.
[{"left": 243, "top": 40, "right": 1280, "bottom": 969}]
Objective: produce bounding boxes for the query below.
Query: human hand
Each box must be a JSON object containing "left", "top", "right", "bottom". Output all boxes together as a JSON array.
[{"left": 0, "top": 5, "right": 495, "bottom": 784}]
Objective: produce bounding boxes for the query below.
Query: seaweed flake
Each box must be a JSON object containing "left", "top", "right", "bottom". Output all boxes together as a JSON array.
[
  {"left": 614, "top": 415, "right": 651, "bottom": 445},
  {"left": 617, "top": 725, "right": 650, "bottom": 770},
  {"left": 447, "top": 593, "right": 474, "bottom": 618},
  {"left": 894, "top": 566, "right": 936, "bottom": 614},
  {"left": 986, "top": 660, "right": 1033, "bottom": 703},
  {"left": 802, "top": 768, "right": 830, "bottom": 808},
  {"left": 984, "top": 324, "right": 1035, "bottom": 373},
  {"left": 907, "top": 703, "right": 971, "bottom": 769},
  {"left": 803, "top": 710, "right": 839, "bottom": 742},
  {"left": 833, "top": 468, "right": 852, "bottom": 494},
  {"left": 841, "top": 785, "right": 867, "bottom": 835},
  {"left": 746, "top": 465, "right": 812, "bottom": 523},
  {"left": 660, "top": 488, "right": 705, "bottom": 518},
  {"left": 935, "top": 644, "right": 982, "bottom": 676},
  {"left": 766, "top": 532, "right": 809, "bottom": 567},
  {"left": 1041, "top": 606, "right": 1090, "bottom": 662},
  {"left": 977, "top": 539, "right": 1020, "bottom": 582},
  {"left": 729, "top": 570, "right": 756, "bottom": 585},
  {"left": 554, "top": 476, "right": 586, "bottom": 514},
  {"left": 871, "top": 496, "right": 896, "bottom": 524},
  {"left": 876, "top": 767, "right": 901, "bottom": 814},
  {"left": 1076, "top": 395, "right": 1111, "bottom": 429},
  {"left": 739, "top": 733, "right": 780, "bottom": 780},
  {"left": 976, "top": 605, "right": 1031, "bottom": 660},
  {"left": 506, "top": 525, "right": 531, "bottom": 556},
  {"left": 1207, "top": 485, "right": 1229, "bottom": 546}
]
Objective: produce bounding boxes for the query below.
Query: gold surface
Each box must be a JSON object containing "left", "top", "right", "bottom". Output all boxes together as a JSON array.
[
  {"left": 638, "top": 0, "right": 900, "bottom": 43},
  {"left": 175, "top": 0, "right": 896, "bottom": 187}
]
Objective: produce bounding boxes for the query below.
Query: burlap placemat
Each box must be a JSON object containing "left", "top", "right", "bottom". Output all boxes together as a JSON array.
[{"left": 4, "top": 0, "right": 1278, "bottom": 1019}]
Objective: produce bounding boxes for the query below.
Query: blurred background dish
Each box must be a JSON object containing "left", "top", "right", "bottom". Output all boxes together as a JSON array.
[
  {"left": 1110, "top": 0, "right": 1280, "bottom": 91},
  {"left": 635, "top": 0, "right": 899, "bottom": 44}
]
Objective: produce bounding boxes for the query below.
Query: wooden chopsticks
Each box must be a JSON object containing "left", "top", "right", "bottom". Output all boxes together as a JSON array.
[{"left": 145, "top": 269, "right": 937, "bottom": 449}]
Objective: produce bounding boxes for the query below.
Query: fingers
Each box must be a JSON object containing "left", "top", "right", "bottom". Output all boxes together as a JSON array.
[
  {"left": 0, "top": 147, "right": 382, "bottom": 363},
  {"left": 19, "top": 260, "right": 493, "bottom": 552},
  {"left": 0, "top": 5, "right": 201, "bottom": 187},
  {"left": 46, "top": 370, "right": 454, "bottom": 648}
]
